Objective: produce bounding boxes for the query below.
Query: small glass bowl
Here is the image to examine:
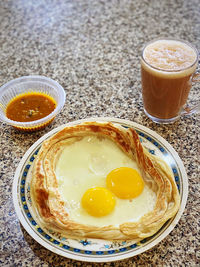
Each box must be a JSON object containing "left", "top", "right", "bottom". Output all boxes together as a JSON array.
[{"left": 0, "top": 75, "right": 66, "bottom": 131}]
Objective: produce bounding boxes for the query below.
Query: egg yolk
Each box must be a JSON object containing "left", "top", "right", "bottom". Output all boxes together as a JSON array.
[
  {"left": 106, "top": 167, "right": 144, "bottom": 199},
  {"left": 81, "top": 187, "right": 116, "bottom": 217}
]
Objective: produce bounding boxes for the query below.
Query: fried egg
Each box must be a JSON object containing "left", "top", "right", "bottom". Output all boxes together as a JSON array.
[
  {"left": 106, "top": 167, "right": 144, "bottom": 199},
  {"left": 55, "top": 135, "right": 156, "bottom": 227}
]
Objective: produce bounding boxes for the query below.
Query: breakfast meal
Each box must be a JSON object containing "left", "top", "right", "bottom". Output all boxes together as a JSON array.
[
  {"left": 30, "top": 121, "right": 180, "bottom": 241},
  {"left": 6, "top": 92, "right": 56, "bottom": 122}
]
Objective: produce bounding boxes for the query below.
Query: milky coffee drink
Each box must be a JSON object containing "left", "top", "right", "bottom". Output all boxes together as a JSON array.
[{"left": 141, "top": 39, "right": 197, "bottom": 122}]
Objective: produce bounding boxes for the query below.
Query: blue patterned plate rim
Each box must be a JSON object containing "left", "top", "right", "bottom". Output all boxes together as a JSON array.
[{"left": 12, "top": 117, "right": 188, "bottom": 263}]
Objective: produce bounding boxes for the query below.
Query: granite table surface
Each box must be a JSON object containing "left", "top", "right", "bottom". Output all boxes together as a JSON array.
[{"left": 0, "top": 0, "right": 199, "bottom": 266}]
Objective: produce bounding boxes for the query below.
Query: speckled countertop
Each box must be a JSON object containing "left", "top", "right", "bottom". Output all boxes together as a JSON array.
[{"left": 0, "top": 0, "right": 199, "bottom": 266}]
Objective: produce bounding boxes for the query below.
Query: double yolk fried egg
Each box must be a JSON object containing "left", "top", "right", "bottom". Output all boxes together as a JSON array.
[{"left": 55, "top": 136, "right": 156, "bottom": 227}]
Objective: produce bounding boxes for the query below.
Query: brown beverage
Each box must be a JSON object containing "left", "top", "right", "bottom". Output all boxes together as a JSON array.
[{"left": 141, "top": 39, "right": 198, "bottom": 122}]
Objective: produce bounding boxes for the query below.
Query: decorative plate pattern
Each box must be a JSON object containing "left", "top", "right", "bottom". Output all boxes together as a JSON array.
[{"left": 12, "top": 117, "right": 188, "bottom": 262}]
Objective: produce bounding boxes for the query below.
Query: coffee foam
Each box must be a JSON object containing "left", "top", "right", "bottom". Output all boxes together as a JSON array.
[{"left": 142, "top": 40, "right": 197, "bottom": 78}]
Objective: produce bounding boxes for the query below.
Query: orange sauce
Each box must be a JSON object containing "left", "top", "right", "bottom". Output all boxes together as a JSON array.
[{"left": 6, "top": 92, "right": 56, "bottom": 122}]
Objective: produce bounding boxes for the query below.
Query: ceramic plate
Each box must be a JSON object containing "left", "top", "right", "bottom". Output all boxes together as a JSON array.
[{"left": 12, "top": 117, "right": 188, "bottom": 262}]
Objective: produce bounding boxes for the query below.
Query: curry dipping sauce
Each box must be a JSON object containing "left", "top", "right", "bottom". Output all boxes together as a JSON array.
[{"left": 6, "top": 92, "right": 56, "bottom": 122}]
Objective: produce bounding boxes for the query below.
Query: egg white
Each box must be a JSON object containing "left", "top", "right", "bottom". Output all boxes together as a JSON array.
[{"left": 55, "top": 136, "right": 156, "bottom": 227}]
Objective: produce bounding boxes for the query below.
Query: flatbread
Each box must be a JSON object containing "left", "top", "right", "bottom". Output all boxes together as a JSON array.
[{"left": 30, "top": 121, "right": 180, "bottom": 240}]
